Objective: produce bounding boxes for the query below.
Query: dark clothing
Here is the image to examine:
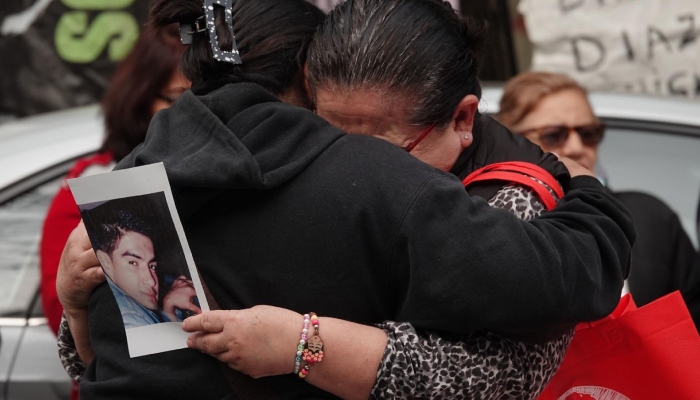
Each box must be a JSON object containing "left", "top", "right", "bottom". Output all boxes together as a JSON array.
[
  {"left": 614, "top": 191, "right": 700, "bottom": 330},
  {"left": 452, "top": 114, "right": 570, "bottom": 199},
  {"left": 81, "top": 83, "right": 635, "bottom": 400}
]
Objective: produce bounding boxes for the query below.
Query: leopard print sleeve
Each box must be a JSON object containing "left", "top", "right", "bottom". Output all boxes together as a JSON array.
[
  {"left": 371, "top": 325, "right": 573, "bottom": 400},
  {"left": 57, "top": 312, "right": 86, "bottom": 381},
  {"left": 371, "top": 183, "right": 573, "bottom": 400}
]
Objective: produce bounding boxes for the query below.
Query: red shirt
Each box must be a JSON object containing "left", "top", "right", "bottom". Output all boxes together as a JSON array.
[{"left": 40, "top": 152, "right": 114, "bottom": 334}]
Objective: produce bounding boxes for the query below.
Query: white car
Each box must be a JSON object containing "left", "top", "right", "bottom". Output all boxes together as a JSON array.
[
  {"left": 0, "top": 105, "right": 101, "bottom": 400},
  {"left": 0, "top": 92, "right": 698, "bottom": 399}
]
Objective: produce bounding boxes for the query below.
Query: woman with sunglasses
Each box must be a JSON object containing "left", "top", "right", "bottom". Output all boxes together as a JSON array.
[{"left": 498, "top": 71, "right": 699, "bottom": 330}]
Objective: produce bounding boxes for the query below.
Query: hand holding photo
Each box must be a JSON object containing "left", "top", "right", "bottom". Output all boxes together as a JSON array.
[{"left": 67, "top": 163, "right": 209, "bottom": 357}]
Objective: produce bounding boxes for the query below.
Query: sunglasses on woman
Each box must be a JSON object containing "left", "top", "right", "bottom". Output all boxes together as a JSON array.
[{"left": 517, "top": 123, "right": 605, "bottom": 150}]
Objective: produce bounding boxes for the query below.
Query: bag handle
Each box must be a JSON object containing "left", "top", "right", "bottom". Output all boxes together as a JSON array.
[{"left": 462, "top": 162, "right": 564, "bottom": 211}]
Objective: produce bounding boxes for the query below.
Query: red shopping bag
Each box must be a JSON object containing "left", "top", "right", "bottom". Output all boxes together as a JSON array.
[{"left": 539, "top": 291, "right": 700, "bottom": 400}]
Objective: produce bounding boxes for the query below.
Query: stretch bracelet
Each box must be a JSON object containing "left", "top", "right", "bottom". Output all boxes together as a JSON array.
[
  {"left": 293, "top": 313, "right": 311, "bottom": 374},
  {"left": 298, "top": 312, "right": 324, "bottom": 379}
]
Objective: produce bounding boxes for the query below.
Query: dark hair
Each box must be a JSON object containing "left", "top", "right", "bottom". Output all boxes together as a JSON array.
[
  {"left": 100, "top": 24, "right": 186, "bottom": 162},
  {"left": 148, "top": 0, "right": 325, "bottom": 99},
  {"left": 88, "top": 209, "right": 154, "bottom": 256},
  {"left": 308, "top": 0, "right": 486, "bottom": 127}
]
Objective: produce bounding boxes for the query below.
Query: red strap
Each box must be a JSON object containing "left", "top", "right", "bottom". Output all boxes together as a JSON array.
[
  {"left": 466, "top": 171, "right": 559, "bottom": 210},
  {"left": 462, "top": 162, "right": 564, "bottom": 211}
]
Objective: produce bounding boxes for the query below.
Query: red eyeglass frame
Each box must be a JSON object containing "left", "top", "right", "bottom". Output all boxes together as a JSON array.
[{"left": 403, "top": 123, "right": 437, "bottom": 153}]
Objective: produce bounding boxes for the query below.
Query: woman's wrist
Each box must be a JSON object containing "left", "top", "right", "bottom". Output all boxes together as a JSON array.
[
  {"left": 64, "top": 307, "right": 88, "bottom": 326},
  {"left": 64, "top": 309, "right": 95, "bottom": 365},
  {"left": 301, "top": 316, "right": 387, "bottom": 400}
]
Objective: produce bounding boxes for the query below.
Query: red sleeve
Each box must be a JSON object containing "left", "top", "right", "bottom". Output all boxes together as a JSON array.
[
  {"left": 39, "top": 152, "right": 113, "bottom": 335},
  {"left": 40, "top": 183, "right": 81, "bottom": 335}
]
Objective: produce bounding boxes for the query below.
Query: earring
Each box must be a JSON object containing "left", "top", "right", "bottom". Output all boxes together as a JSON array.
[{"left": 464, "top": 133, "right": 471, "bottom": 140}]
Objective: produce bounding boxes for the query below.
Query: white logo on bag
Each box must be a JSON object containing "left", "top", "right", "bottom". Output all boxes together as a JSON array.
[{"left": 558, "top": 386, "right": 630, "bottom": 400}]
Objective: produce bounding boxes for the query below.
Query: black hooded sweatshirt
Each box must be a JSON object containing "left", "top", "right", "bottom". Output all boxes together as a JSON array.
[{"left": 81, "top": 83, "right": 635, "bottom": 400}]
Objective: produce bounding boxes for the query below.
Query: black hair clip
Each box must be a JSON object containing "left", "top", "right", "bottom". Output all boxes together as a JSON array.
[
  {"left": 179, "top": 15, "right": 206, "bottom": 45},
  {"left": 203, "top": 0, "right": 242, "bottom": 64}
]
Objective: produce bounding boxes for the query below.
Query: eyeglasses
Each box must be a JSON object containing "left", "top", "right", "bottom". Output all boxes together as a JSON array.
[
  {"left": 517, "top": 123, "right": 605, "bottom": 150},
  {"left": 403, "top": 123, "right": 437, "bottom": 153}
]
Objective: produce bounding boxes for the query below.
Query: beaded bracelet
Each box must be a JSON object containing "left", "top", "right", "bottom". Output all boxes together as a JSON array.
[
  {"left": 298, "top": 312, "right": 323, "bottom": 379},
  {"left": 293, "top": 313, "right": 311, "bottom": 375}
]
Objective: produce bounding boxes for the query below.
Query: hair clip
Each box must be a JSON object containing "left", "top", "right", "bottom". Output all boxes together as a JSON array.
[
  {"left": 179, "top": 15, "right": 206, "bottom": 45},
  {"left": 203, "top": 0, "right": 242, "bottom": 64}
]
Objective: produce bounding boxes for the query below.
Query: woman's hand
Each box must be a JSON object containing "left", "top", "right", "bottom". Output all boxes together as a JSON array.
[
  {"left": 182, "top": 305, "right": 302, "bottom": 378},
  {"left": 162, "top": 276, "right": 201, "bottom": 322},
  {"left": 553, "top": 153, "right": 595, "bottom": 178},
  {"left": 56, "top": 221, "right": 105, "bottom": 317}
]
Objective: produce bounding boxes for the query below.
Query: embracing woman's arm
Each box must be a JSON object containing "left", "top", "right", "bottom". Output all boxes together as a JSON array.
[
  {"left": 183, "top": 308, "right": 386, "bottom": 400},
  {"left": 183, "top": 183, "right": 569, "bottom": 400}
]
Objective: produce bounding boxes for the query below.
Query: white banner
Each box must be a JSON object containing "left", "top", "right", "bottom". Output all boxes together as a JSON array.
[
  {"left": 520, "top": 0, "right": 700, "bottom": 99},
  {"left": 309, "top": 0, "right": 459, "bottom": 13}
]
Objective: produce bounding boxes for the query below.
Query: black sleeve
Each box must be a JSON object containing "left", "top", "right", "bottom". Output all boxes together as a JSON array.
[
  {"left": 390, "top": 175, "right": 635, "bottom": 334},
  {"left": 667, "top": 213, "right": 700, "bottom": 331}
]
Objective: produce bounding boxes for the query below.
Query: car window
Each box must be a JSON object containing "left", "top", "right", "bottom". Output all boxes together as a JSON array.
[
  {"left": 0, "top": 177, "right": 61, "bottom": 317},
  {"left": 598, "top": 125, "right": 700, "bottom": 248}
]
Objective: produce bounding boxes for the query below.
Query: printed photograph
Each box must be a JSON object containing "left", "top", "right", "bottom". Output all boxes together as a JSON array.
[
  {"left": 80, "top": 192, "right": 202, "bottom": 329},
  {"left": 67, "top": 163, "right": 208, "bottom": 357}
]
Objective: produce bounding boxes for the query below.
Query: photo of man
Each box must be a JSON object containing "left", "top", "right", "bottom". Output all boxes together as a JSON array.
[
  {"left": 68, "top": 163, "right": 209, "bottom": 357},
  {"left": 81, "top": 192, "right": 201, "bottom": 329}
]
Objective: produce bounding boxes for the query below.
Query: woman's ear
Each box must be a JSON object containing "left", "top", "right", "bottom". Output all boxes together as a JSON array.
[
  {"left": 453, "top": 94, "right": 479, "bottom": 148},
  {"left": 453, "top": 94, "right": 479, "bottom": 133}
]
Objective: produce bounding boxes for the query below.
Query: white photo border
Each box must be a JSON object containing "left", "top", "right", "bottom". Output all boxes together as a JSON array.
[{"left": 68, "top": 163, "right": 210, "bottom": 357}]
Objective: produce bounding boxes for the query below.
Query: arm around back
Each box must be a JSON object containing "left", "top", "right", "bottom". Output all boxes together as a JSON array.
[{"left": 392, "top": 174, "right": 635, "bottom": 333}]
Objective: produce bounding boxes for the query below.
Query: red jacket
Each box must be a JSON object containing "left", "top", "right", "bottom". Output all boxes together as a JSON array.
[{"left": 40, "top": 152, "right": 114, "bottom": 334}]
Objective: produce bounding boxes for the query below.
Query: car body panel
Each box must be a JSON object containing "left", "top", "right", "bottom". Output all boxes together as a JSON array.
[
  {"left": 0, "top": 107, "right": 102, "bottom": 400},
  {"left": 0, "top": 105, "right": 102, "bottom": 191},
  {"left": 5, "top": 322, "right": 72, "bottom": 400}
]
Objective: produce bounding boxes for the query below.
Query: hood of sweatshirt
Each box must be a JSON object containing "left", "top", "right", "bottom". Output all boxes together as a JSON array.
[{"left": 116, "top": 83, "right": 345, "bottom": 217}]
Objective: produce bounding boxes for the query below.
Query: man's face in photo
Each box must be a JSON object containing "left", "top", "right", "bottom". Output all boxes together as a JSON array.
[{"left": 97, "top": 230, "right": 159, "bottom": 310}]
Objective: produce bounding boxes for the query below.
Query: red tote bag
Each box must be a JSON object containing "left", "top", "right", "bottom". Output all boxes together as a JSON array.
[{"left": 539, "top": 291, "right": 700, "bottom": 400}]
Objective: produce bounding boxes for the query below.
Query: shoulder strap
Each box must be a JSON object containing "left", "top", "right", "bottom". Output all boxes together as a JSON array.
[
  {"left": 462, "top": 161, "right": 564, "bottom": 211},
  {"left": 199, "top": 276, "right": 279, "bottom": 400}
]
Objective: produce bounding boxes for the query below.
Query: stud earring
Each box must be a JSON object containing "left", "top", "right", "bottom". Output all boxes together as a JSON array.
[{"left": 464, "top": 133, "right": 471, "bottom": 140}]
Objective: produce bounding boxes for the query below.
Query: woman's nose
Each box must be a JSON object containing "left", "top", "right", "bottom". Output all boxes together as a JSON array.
[{"left": 560, "top": 128, "right": 585, "bottom": 159}]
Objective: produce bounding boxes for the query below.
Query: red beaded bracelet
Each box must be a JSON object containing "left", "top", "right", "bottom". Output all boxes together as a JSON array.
[{"left": 298, "top": 312, "right": 323, "bottom": 379}]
